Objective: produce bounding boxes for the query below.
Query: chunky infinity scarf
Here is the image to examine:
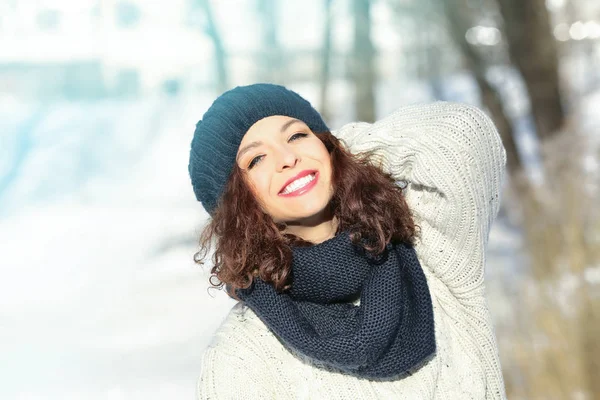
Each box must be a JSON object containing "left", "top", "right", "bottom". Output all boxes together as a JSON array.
[{"left": 236, "top": 231, "right": 436, "bottom": 380}]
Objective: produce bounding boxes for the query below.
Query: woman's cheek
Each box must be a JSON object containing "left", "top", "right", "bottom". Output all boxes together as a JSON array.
[{"left": 252, "top": 174, "right": 272, "bottom": 205}]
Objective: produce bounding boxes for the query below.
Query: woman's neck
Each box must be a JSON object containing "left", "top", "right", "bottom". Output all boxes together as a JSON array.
[{"left": 284, "top": 215, "right": 339, "bottom": 244}]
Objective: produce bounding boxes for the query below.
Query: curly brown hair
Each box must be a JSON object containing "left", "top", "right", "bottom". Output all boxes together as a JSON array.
[{"left": 194, "top": 131, "right": 418, "bottom": 299}]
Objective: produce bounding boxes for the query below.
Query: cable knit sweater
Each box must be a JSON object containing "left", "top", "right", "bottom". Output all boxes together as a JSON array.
[{"left": 197, "top": 102, "right": 507, "bottom": 400}]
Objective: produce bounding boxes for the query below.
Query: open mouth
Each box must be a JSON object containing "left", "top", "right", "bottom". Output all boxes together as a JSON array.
[{"left": 279, "top": 172, "right": 318, "bottom": 195}]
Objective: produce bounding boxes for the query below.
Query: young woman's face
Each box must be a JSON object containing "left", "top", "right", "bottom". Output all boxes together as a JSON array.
[{"left": 236, "top": 115, "right": 334, "bottom": 225}]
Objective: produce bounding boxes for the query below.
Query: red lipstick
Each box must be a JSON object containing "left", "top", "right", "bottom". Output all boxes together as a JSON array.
[{"left": 278, "top": 170, "right": 319, "bottom": 197}]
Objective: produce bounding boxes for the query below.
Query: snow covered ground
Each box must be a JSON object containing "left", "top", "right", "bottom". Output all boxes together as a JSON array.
[
  {"left": 0, "top": 77, "right": 597, "bottom": 399},
  {"left": 0, "top": 93, "right": 237, "bottom": 399}
]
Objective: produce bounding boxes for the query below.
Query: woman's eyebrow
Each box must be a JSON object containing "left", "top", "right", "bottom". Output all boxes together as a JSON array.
[
  {"left": 236, "top": 141, "right": 263, "bottom": 162},
  {"left": 237, "top": 119, "right": 304, "bottom": 162},
  {"left": 280, "top": 119, "right": 304, "bottom": 133}
]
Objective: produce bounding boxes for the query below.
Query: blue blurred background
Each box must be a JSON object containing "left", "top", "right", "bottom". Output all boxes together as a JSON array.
[{"left": 1, "top": 1, "right": 599, "bottom": 399}]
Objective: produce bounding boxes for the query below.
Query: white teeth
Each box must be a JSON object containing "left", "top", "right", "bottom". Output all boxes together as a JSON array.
[{"left": 282, "top": 173, "right": 315, "bottom": 194}]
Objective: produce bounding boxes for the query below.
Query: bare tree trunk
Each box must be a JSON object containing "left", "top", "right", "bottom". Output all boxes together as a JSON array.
[
  {"left": 257, "top": 0, "right": 282, "bottom": 83},
  {"left": 441, "top": 0, "right": 523, "bottom": 177},
  {"left": 495, "top": 0, "right": 565, "bottom": 141},
  {"left": 477, "top": 77, "right": 522, "bottom": 177},
  {"left": 197, "top": 0, "right": 228, "bottom": 93},
  {"left": 352, "top": 0, "right": 376, "bottom": 122},
  {"left": 319, "top": 0, "right": 333, "bottom": 123}
]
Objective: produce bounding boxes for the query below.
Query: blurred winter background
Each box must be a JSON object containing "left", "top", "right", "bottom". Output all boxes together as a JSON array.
[{"left": 0, "top": 0, "right": 599, "bottom": 399}]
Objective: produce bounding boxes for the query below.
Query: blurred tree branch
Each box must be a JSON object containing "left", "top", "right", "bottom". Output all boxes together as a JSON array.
[
  {"left": 319, "top": 0, "right": 333, "bottom": 123},
  {"left": 352, "top": 0, "right": 376, "bottom": 122},
  {"left": 194, "top": 0, "right": 229, "bottom": 93},
  {"left": 256, "top": 0, "right": 283, "bottom": 83},
  {"left": 495, "top": 0, "right": 565, "bottom": 141},
  {"left": 439, "top": 0, "right": 523, "bottom": 177}
]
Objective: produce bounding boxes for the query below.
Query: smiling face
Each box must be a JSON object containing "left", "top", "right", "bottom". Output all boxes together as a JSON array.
[{"left": 236, "top": 115, "right": 334, "bottom": 226}]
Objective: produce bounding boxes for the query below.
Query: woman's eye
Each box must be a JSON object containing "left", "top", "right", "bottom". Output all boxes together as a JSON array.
[
  {"left": 289, "top": 133, "right": 308, "bottom": 142},
  {"left": 248, "top": 155, "right": 264, "bottom": 169}
]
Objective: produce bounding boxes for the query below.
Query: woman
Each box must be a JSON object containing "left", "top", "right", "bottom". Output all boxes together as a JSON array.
[{"left": 189, "top": 83, "right": 507, "bottom": 399}]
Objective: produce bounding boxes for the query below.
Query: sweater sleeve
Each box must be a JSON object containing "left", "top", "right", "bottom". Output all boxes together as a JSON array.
[{"left": 333, "top": 102, "right": 506, "bottom": 298}]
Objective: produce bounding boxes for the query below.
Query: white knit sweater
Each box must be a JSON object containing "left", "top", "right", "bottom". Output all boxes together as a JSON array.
[{"left": 197, "top": 102, "right": 507, "bottom": 400}]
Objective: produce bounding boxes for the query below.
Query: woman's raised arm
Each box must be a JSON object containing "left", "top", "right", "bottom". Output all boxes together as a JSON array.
[{"left": 334, "top": 102, "right": 506, "bottom": 299}]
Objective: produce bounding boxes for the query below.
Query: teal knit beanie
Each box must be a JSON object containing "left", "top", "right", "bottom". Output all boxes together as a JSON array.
[{"left": 188, "top": 83, "right": 329, "bottom": 215}]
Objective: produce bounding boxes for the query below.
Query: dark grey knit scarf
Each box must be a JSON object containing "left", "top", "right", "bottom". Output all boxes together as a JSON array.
[{"left": 236, "top": 231, "right": 435, "bottom": 380}]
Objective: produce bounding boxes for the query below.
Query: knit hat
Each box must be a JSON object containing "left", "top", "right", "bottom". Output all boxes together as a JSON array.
[{"left": 188, "top": 83, "right": 329, "bottom": 215}]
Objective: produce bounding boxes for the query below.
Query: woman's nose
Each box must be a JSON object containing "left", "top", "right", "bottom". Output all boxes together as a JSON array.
[{"left": 275, "top": 146, "right": 299, "bottom": 171}]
